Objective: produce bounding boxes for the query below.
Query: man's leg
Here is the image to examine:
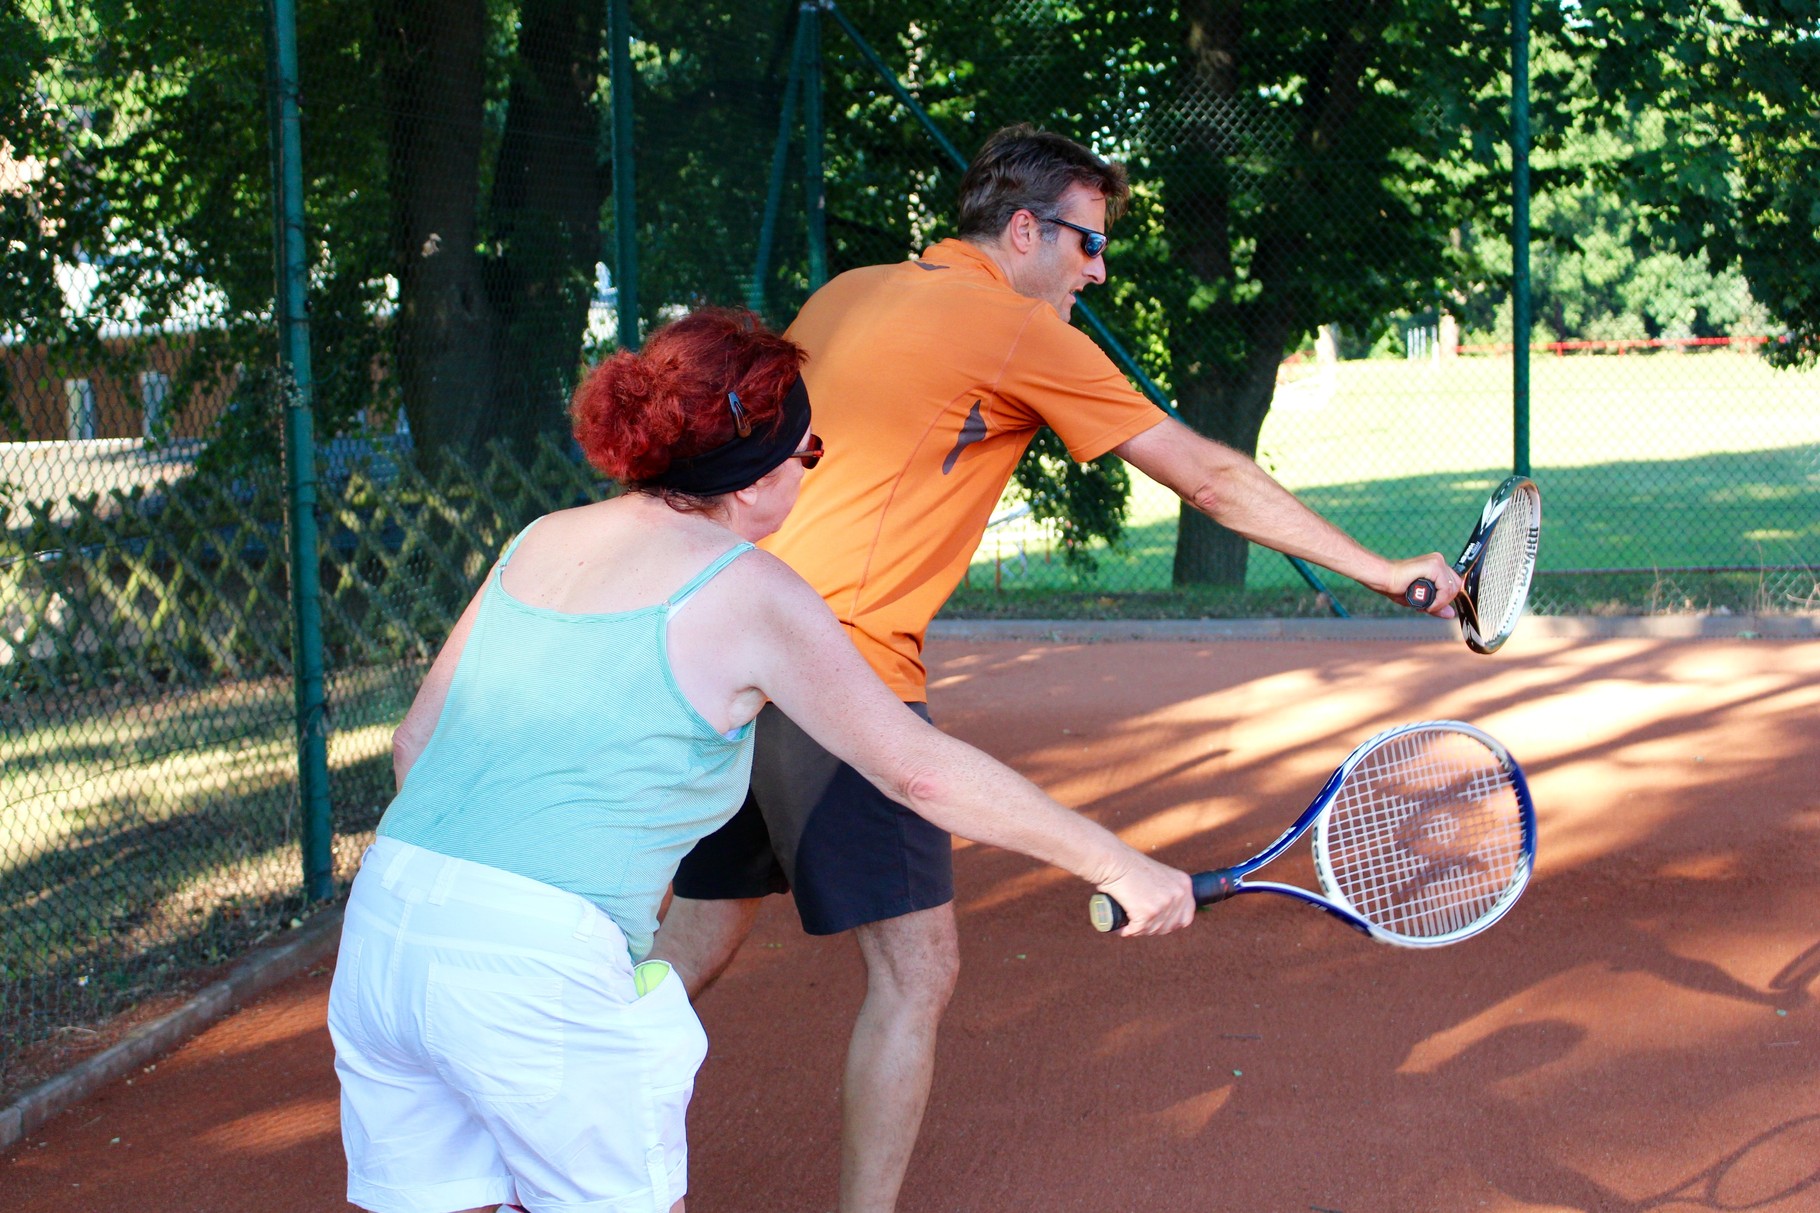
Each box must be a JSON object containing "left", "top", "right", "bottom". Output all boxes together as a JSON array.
[
  {"left": 839, "top": 902, "right": 960, "bottom": 1213},
  {"left": 650, "top": 895, "right": 762, "bottom": 1000}
]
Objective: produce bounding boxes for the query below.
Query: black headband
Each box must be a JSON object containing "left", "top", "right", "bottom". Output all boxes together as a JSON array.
[{"left": 647, "top": 375, "right": 812, "bottom": 497}]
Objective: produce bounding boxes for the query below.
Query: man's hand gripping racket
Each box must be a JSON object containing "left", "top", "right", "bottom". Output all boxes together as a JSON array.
[
  {"left": 1405, "top": 476, "right": 1542, "bottom": 654},
  {"left": 1091, "top": 721, "right": 1536, "bottom": 947}
]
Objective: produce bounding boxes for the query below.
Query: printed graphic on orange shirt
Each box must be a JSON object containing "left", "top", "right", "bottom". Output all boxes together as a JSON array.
[{"left": 942, "top": 401, "right": 987, "bottom": 474}]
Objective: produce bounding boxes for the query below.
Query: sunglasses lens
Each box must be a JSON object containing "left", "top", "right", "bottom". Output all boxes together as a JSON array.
[{"left": 1084, "top": 233, "right": 1106, "bottom": 256}]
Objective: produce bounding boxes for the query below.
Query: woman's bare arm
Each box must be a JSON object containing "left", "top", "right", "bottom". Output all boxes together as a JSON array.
[{"left": 722, "top": 557, "right": 1195, "bottom": 935}]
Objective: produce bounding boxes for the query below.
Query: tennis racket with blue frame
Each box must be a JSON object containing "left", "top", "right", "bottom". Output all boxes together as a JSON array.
[{"left": 1091, "top": 721, "right": 1536, "bottom": 947}]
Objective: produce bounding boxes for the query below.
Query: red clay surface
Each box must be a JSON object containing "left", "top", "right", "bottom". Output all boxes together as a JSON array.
[{"left": 6, "top": 633, "right": 1819, "bottom": 1213}]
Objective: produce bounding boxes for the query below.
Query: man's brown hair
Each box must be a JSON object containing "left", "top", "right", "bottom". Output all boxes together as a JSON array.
[{"left": 955, "top": 124, "right": 1131, "bottom": 241}]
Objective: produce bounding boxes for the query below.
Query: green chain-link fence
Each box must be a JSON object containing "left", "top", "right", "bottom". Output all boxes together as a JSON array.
[{"left": 3, "top": 0, "right": 1816, "bottom": 1093}]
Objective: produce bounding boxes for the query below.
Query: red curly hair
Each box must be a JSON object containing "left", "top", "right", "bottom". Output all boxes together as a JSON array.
[{"left": 572, "top": 308, "right": 807, "bottom": 486}]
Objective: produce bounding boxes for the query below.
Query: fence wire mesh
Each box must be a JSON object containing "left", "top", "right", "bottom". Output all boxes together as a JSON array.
[{"left": 2, "top": 0, "right": 1816, "bottom": 1092}]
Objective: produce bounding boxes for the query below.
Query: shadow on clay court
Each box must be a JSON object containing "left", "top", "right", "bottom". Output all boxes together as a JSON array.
[{"left": 5, "top": 633, "right": 1818, "bottom": 1212}]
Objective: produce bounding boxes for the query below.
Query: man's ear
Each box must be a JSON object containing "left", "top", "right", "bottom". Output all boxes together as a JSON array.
[{"left": 1004, "top": 207, "right": 1040, "bottom": 254}]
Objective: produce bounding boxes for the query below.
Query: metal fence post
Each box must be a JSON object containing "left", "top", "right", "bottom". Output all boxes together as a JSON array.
[
  {"left": 802, "top": 1, "right": 828, "bottom": 291},
  {"left": 1511, "top": 0, "right": 1532, "bottom": 478},
  {"left": 610, "top": 0, "right": 640, "bottom": 350},
  {"left": 264, "top": 0, "right": 333, "bottom": 901},
  {"left": 750, "top": 12, "right": 809, "bottom": 315}
]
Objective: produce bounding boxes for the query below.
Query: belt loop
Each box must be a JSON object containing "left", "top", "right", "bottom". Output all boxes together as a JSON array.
[
  {"left": 573, "top": 901, "right": 597, "bottom": 942},
  {"left": 379, "top": 841, "right": 413, "bottom": 891},
  {"left": 428, "top": 856, "right": 460, "bottom": 906}
]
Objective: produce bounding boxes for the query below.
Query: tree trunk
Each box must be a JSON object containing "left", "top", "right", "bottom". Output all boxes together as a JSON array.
[
  {"left": 1167, "top": 0, "right": 1300, "bottom": 586},
  {"left": 1164, "top": 0, "right": 1380, "bottom": 585},
  {"left": 1170, "top": 294, "right": 1298, "bottom": 586},
  {"left": 477, "top": 0, "right": 608, "bottom": 456},
  {"left": 376, "top": 0, "right": 495, "bottom": 458}
]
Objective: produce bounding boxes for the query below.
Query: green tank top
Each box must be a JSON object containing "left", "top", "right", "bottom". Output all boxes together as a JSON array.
[{"left": 378, "top": 521, "right": 756, "bottom": 960}]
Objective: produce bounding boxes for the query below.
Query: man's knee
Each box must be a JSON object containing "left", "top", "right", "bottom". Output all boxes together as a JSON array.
[{"left": 854, "top": 903, "right": 960, "bottom": 1012}]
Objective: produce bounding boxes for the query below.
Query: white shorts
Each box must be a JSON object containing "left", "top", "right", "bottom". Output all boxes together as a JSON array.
[{"left": 328, "top": 837, "right": 708, "bottom": 1213}]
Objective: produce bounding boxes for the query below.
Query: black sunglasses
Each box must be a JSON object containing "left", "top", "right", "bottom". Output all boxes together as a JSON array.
[
  {"left": 786, "top": 433, "right": 824, "bottom": 470},
  {"left": 1040, "top": 214, "right": 1108, "bottom": 258}
]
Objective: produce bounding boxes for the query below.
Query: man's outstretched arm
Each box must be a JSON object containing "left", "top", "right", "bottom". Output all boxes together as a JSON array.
[{"left": 1112, "top": 417, "right": 1461, "bottom": 614}]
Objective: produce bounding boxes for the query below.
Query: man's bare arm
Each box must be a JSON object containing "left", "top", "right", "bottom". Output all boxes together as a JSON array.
[{"left": 1112, "top": 417, "right": 1460, "bottom": 612}]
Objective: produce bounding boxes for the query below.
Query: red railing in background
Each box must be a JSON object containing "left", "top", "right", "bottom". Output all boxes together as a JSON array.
[{"left": 1458, "top": 335, "right": 1781, "bottom": 356}]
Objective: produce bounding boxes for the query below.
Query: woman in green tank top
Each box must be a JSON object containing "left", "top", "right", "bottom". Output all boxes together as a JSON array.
[{"left": 328, "top": 308, "right": 1196, "bottom": 1213}]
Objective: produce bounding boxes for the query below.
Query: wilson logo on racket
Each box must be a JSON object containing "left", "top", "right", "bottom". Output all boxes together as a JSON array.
[{"left": 1090, "top": 721, "right": 1537, "bottom": 948}]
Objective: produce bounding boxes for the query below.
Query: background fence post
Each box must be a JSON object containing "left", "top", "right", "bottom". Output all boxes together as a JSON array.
[
  {"left": 750, "top": 11, "right": 808, "bottom": 316},
  {"left": 1511, "top": 0, "right": 1532, "bottom": 478},
  {"left": 802, "top": 1, "right": 828, "bottom": 291},
  {"left": 610, "top": 0, "right": 640, "bottom": 351},
  {"left": 264, "top": 0, "right": 333, "bottom": 902}
]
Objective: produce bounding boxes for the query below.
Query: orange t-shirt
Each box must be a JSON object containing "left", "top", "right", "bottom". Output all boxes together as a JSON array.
[{"left": 769, "top": 238, "right": 1165, "bottom": 699}]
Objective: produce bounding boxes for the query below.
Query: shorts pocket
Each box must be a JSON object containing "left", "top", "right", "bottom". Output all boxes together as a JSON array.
[
  {"left": 424, "top": 962, "right": 566, "bottom": 1102},
  {"left": 629, "top": 969, "right": 708, "bottom": 1097}
]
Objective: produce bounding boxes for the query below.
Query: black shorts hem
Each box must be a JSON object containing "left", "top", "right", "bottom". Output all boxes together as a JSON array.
[{"left": 797, "top": 887, "right": 956, "bottom": 937}]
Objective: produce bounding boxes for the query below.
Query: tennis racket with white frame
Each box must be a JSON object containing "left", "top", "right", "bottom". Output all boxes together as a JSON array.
[
  {"left": 1090, "top": 721, "right": 1536, "bottom": 947},
  {"left": 1405, "top": 476, "right": 1542, "bottom": 654}
]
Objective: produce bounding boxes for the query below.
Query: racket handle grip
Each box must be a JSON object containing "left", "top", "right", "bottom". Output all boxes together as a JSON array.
[
  {"left": 1403, "top": 577, "right": 1437, "bottom": 609},
  {"left": 1088, "top": 870, "right": 1241, "bottom": 933}
]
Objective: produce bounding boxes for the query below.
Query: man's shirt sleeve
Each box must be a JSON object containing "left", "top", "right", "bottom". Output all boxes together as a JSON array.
[{"left": 998, "top": 303, "right": 1168, "bottom": 462}]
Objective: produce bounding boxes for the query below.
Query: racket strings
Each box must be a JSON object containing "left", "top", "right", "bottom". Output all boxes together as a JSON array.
[
  {"left": 1468, "top": 488, "right": 1540, "bottom": 644},
  {"left": 1319, "top": 731, "right": 1528, "bottom": 941}
]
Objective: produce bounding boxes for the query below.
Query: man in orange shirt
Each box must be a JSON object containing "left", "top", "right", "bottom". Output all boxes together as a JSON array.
[{"left": 658, "top": 124, "right": 1461, "bottom": 1212}]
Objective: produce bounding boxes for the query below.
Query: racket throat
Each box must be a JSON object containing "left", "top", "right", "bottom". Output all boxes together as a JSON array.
[{"left": 1191, "top": 869, "right": 1243, "bottom": 906}]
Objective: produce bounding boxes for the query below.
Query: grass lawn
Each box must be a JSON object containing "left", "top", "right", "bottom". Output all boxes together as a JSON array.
[
  {"left": 955, "top": 351, "right": 1820, "bottom": 614},
  {"left": 0, "top": 662, "right": 412, "bottom": 1093}
]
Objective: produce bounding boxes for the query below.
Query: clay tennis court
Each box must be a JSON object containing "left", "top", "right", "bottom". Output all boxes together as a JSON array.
[{"left": 7, "top": 625, "right": 1818, "bottom": 1212}]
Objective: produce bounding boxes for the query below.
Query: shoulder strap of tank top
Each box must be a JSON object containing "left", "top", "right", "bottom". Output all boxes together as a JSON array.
[
  {"left": 665, "top": 542, "right": 756, "bottom": 614},
  {"left": 496, "top": 517, "right": 542, "bottom": 571}
]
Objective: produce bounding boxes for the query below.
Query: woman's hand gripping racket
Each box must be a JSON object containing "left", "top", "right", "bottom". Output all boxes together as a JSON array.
[
  {"left": 1090, "top": 721, "right": 1535, "bottom": 947},
  {"left": 1405, "top": 476, "right": 1541, "bottom": 654}
]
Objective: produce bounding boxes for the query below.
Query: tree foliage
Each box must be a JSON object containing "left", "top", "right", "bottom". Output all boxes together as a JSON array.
[
  {"left": 6, "top": 0, "right": 1815, "bottom": 581},
  {"left": 1570, "top": 0, "right": 1819, "bottom": 366}
]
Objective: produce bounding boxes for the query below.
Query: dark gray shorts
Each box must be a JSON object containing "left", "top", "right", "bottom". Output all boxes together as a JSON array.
[{"left": 671, "top": 703, "right": 954, "bottom": 935}]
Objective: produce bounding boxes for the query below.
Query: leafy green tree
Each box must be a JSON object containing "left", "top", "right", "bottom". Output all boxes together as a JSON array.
[
  {"left": 4, "top": 0, "right": 608, "bottom": 465},
  {"left": 3, "top": 0, "right": 395, "bottom": 462},
  {"left": 1457, "top": 166, "right": 1771, "bottom": 347},
  {"left": 1136, "top": 0, "right": 1515, "bottom": 584},
  {"left": 12, "top": 0, "right": 1810, "bottom": 551},
  {"left": 1572, "top": 0, "right": 1819, "bottom": 367}
]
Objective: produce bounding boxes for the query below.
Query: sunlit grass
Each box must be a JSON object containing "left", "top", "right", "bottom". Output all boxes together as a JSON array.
[
  {"left": 0, "top": 663, "right": 415, "bottom": 1093},
  {"left": 958, "top": 351, "right": 1820, "bottom": 610}
]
